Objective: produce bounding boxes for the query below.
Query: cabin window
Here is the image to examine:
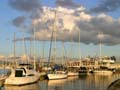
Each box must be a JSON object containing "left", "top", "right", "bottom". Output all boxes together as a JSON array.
[{"left": 15, "top": 70, "right": 23, "bottom": 77}]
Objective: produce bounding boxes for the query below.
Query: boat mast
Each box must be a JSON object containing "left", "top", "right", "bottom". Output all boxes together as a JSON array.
[
  {"left": 13, "top": 32, "right": 16, "bottom": 67},
  {"left": 29, "top": 35, "right": 32, "bottom": 61},
  {"left": 48, "top": 26, "right": 54, "bottom": 66},
  {"left": 78, "top": 28, "right": 81, "bottom": 63},
  {"left": 48, "top": 11, "right": 57, "bottom": 66},
  {"left": 23, "top": 34, "right": 28, "bottom": 63},
  {"left": 99, "top": 39, "right": 102, "bottom": 61},
  {"left": 98, "top": 33, "right": 104, "bottom": 61},
  {"left": 62, "top": 41, "right": 64, "bottom": 65},
  {"left": 53, "top": 11, "right": 57, "bottom": 64},
  {"left": 33, "top": 27, "right": 36, "bottom": 70},
  {"left": 70, "top": 32, "right": 74, "bottom": 60}
]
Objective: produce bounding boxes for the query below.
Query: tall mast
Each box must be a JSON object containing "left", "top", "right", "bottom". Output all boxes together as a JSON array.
[
  {"left": 99, "top": 39, "right": 102, "bottom": 61},
  {"left": 23, "top": 34, "right": 28, "bottom": 63},
  {"left": 42, "top": 40, "right": 45, "bottom": 60},
  {"left": 78, "top": 29, "right": 81, "bottom": 61},
  {"left": 69, "top": 31, "right": 74, "bottom": 60},
  {"left": 97, "top": 33, "right": 104, "bottom": 61},
  {"left": 13, "top": 32, "right": 16, "bottom": 66},
  {"left": 33, "top": 27, "right": 36, "bottom": 70},
  {"left": 62, "top": 41, "right": 65, "bottom": 65},
  {"left": 48, "top": 27, "right": 54, "bottom": 66},
  {"left": 53, "top": 11, "right": 57, "bottom": 63},
  {"left": 30, "top": 36, "right": 32, "bottom": 60},
  {"left": 48, "top": 10, "right": 57, "bottom": 66}
]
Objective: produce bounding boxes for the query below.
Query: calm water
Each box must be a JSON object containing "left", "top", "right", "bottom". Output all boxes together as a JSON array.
[{"left": 1, "top": 73, "right": 120, "bottom": 90}]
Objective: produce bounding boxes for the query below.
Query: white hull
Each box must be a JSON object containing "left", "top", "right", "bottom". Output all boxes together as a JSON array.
[
  {"left": 4, "top": 83, "right": 40, "bottom": 90},
  {"left": 4, "top": 68, "right": 40, "bottom": 86},
  {"left": 93, "top": 70, "right": 113, "bottom": 75},
  {"left": 67, "top": 72, "right": 79, "bottom": 76},
  {"left": 4, "top": 75, "right": 40, "bottom": 85},
  {"left": 47, "top": 73, "right": 67, "bottom": 80}
]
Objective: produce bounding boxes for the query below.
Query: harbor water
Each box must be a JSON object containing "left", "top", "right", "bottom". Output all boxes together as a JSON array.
[{"left": 1, "top": 73, "right": 120, "bottom": 90}]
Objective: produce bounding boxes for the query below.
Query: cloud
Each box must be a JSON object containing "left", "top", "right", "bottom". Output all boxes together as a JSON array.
[
  {"left": 90, "top": 0, "right": 120, "bottom": 13},
  {"left": 8, "top": 0, "right": 41, "bottom": 12},
  {"left": 27, "top": 6, "right": 120, "bottom": 46},
  {"left": 12, "top": 16, "right": 26, "bottom": 27},
  {"left": 56, "top": 0, "right": 82, "bottom": 8},
  {"left": 77, "top": 13, "right": 120, "bottom": 45},
  {"left": 9, "top": 0, "right": 120, "bottom": 46}
]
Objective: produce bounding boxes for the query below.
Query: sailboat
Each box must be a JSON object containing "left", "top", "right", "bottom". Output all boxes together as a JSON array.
[
  {"left": 92, "top": 33, "right": 113, "bottom": 75},
  {"left": 47, "top": 11, "right": 67, "bottom": 80},
  {"left": 4, "top": 33, "right": 40, "bottom": 86},
  {"left": 67, "top": 70, "right": 79, "bottom": 76},
  {"left": 67, "top": 28, "right": 80, "bottom": 77}
]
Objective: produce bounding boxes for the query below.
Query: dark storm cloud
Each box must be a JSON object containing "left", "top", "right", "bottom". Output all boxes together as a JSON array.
[
  {"left": 12, "top": 16, "right": 26, "bottom": 27},
  {"left": 91, "top": 0, "right": 120, "bottom": 13},
  {"left": 8, "top": 0, "right": 41, "bottom": 12},
  {"left": 56, "top": 0, "right": 81, "bottom": 8}
]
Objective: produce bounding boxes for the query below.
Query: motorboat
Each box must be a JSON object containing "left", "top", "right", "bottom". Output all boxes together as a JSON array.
[
  {"left": 92, "top": 69, "right": 113, "bottom": 75},
  {"left": 4, "top": 64, "right": 40, "bottom": 86}
]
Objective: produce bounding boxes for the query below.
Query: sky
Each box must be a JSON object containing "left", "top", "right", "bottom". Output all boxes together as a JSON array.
[{"left": 0, "top": 0, "right": 120, "bottom": 58}]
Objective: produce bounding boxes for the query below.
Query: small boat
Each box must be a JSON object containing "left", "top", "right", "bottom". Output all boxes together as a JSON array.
[
  {"left": 79, "top": 67, "right": 91, "bottom": 75},
  {"left": 67, "top": 67, "right": 79, "bottom": 76},
  {"left": 67, "top": 71, "right": 79, "bottom": 76},
  {"left": 47, "top": 70, "right": 67, "bottom": 80},
  {"left": 92, "top": 69, "right": 113, "bottom": 75},
  {"left": 4, "top": 65, "right": 40, "bottom": 86}
]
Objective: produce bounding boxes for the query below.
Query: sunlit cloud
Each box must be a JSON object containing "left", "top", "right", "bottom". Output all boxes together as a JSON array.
[{"left": 8, "top": 0, "right": 120, "bottom": 46}]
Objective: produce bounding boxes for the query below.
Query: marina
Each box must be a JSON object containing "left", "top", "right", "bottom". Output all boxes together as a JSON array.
[
  {"left": 0, "top": 57, "right": 120, "bottom": 90},
  {"left": 1, "top": 0, "right": 120, "bottom": 90}
]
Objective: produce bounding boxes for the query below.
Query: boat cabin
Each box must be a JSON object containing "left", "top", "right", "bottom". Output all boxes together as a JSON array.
[{"left": 15, "top": 68, "right": 26, "bottom": 77}]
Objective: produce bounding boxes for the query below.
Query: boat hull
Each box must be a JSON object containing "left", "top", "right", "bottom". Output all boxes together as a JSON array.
[
  {"left": 93, "top": 70, "right": 113, "bottom": 75},
  {"left": 67, "top": 72, "right": 79, "bottom": 76},
  {"left": 4, "top": 67, "right": 40, "bottom": 86},
  {"left": 4, "top": 75, "right": 40, "bottom": 86},
  {"left": 47, "top": 74, "right": 67, "bottom": 80}
]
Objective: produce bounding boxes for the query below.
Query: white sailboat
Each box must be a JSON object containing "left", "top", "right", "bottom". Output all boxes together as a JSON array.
[
  {"left": 92, "top": 69, "right": 113, "bottom": 75},
  {"left": 47, "top": 70, "right": 67, "bottom": 80},
  {"left": 67, "top": 71, "right": 79, "bottom": 76},
  {"left": 92, "top": 33, "right": 113, "bottom": 75},
  {"left": 47, "top": 11, "right": 67, "bottom": 80},
  {"left": 67, "top": 28, "right": 80, "bottom": 77}
]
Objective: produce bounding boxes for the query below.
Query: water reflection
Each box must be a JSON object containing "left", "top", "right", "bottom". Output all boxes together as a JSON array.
[
  {"left": 1, "top": 74, "right": 120, "bottom": 90},
  {"left": 4, "top": 82, "right": 40, "bottom": 90},
  {"left": 45, "top": 74, "right": 120, "bottom": 90},
  {"left": 47, "top": 79, "right": 67, "bottom": 90}
]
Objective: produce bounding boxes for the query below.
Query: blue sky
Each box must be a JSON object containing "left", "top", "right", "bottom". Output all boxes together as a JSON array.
[{"left": 0, "top": 0, "right": 120, "bottom": 58}]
